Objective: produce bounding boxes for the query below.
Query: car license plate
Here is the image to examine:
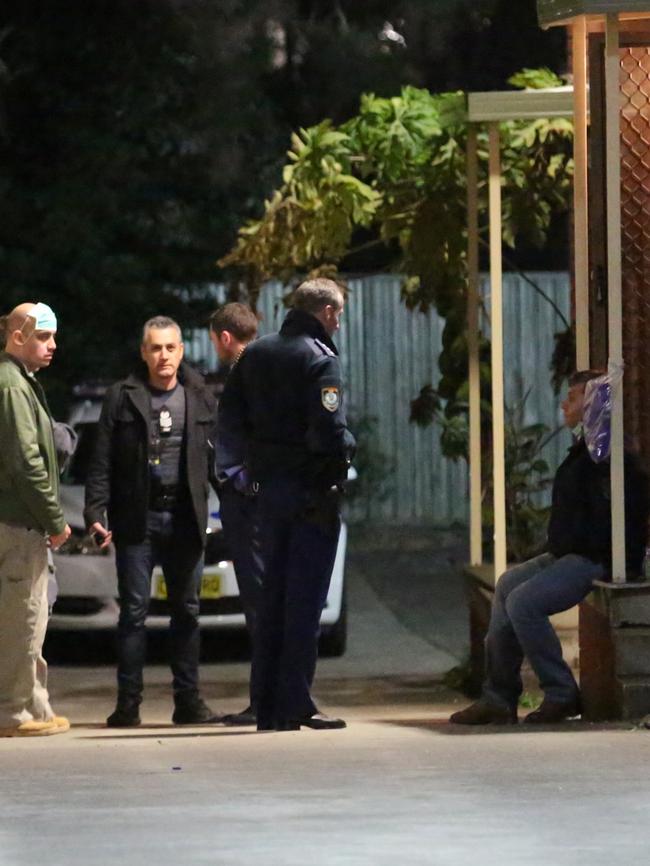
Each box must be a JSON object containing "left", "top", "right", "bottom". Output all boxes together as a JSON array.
[{"left": 153, "top": 570, "right": 222, "bottom": 600}]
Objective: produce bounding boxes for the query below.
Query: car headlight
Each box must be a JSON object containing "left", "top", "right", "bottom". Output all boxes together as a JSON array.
[{"left": 56, "top": 528, "right": 109, "bottom": 556}]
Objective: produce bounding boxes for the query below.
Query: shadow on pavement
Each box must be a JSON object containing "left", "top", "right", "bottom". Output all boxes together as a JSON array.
[
  {"left": 379, "top": 717, "right": 635, "bottom": 735},
  {"left": 81, "top": 728, "right": 259, "bottom": 740}
]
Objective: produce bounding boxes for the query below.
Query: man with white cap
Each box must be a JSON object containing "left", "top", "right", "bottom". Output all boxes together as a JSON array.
[{"left": 0, "top": 302, "right": 71, "bottom": 736}]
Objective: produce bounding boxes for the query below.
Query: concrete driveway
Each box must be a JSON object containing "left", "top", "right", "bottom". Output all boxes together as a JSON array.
[
  {"left": 2, "top": 702, "right": 650, "bottom": 866},
  {"left": 4, "top": 527, "right": 649, "bottom": 865}
]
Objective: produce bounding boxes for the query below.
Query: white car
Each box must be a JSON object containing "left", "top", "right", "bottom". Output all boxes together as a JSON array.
[{"left": 49, "top": 394, "right": 348, "bottom": 656}]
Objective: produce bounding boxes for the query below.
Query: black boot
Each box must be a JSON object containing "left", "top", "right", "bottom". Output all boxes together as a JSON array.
[
  {"left": 449, "top": 700, "right": 518, "bottom": 726},
  {"left": 172, "top": 695, "right": 223, "bottom": 725},
  {"left": 106, "top": 698, "right": 141, "bottom": 728},
  {"left": 523, "top": 695, "right": 582, "bottom": 724}
]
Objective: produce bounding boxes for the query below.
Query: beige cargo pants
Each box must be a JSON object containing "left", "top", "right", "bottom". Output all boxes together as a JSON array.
[{"left": 0, "top": 522, "right": 55, "bottom": 727}]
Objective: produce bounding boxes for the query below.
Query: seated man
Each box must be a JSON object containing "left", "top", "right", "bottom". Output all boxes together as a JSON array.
[{"left": 451, "top": 370, "right": 648, "bottom": 725}]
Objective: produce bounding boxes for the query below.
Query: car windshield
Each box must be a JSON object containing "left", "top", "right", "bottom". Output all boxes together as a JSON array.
[{"left": 62, "top": 422, "right": 99, "bottom": 485}]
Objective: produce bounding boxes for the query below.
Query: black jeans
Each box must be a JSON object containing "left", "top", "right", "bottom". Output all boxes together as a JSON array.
[
  {"left": 218, "top": 485, "right": 263, "bottom": 710},
  {"left": 218, "top": 485, "right": 263, "bottom": 636},
  {"left": 114, "top": 509, "right": 203, "bottom": 704}
]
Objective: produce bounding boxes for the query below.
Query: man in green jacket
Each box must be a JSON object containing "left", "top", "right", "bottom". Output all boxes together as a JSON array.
[{"left": 0, "top": 302, "right": 71, "bottom": 737}]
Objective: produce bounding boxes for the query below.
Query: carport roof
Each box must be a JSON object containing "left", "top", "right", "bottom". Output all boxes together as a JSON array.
[
  {"left": 538, "top": 0, "right": 650, "bottom": 26},
  {"left": 466, "top": 86, "right": 574, "bottom": 121}
]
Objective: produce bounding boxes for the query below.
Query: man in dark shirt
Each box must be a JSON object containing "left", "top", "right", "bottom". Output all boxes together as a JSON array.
[
  {"left": 451, "top": 370, "right": 648, "bottom": 725},
  {"left": 218, "top": 278, "right": 356, "bottom": 731},
  {"left": 85, "top": 316, "right": 220, "bottom": 728},
  {"left": 209, "top": 302, "right": 261, "bottom": 726}
]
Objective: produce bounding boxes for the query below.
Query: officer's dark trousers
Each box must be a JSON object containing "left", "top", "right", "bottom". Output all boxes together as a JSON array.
[
  {"left": 115, "top": 509, "right": 203, "bottom": 706},
  {"left": 483, "top": 552, "right": 604, "bottom": 708},
  {"left": 253, "top": 476, "right": 340, "bottom": 726},
  {"left": 218, "top": 485, "right": 263, "bottom": 709}
]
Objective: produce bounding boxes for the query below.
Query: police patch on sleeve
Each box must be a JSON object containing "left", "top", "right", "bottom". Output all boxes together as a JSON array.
[{"left": 321, "top": 386, "right": 340, "bottom": 412}]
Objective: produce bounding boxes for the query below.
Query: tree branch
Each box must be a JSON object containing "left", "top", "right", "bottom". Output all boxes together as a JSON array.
[{"left": 478, "top": 237, "right": 570, "bottom": 329}]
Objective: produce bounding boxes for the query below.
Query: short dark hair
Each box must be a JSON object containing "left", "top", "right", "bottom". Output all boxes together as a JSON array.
[
  {"left": 291, "top": 278, "right": 344, "bottom": 315},
  {"left": 209, "top": 303, "right": 258, "bottom": 342},
  {"left": 568, "top": 369, "right": 605, "bottom": 388},
  {"left": 142, "top": 316, "right": 182, "bottom": 344}
]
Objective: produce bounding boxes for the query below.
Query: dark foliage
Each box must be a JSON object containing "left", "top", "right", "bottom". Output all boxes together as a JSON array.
[{"left": 0, "top": 0, "right": 564, "bottom": 412}]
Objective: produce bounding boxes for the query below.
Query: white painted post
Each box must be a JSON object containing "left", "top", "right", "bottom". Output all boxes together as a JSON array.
[
  {"left": 467, "top": 125, "right": 483, "bottom": 566},
  {"left": 488, "top": 123, "right": 507, "bottom": 581},
  {"left": 573, "top": 16, "right": 590, "bottom": 371},
  {"left": 604, "top": 13, "right": 627, "bottom": 583}
]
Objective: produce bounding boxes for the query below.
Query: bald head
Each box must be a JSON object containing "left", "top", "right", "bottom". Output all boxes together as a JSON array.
[
  {"left": 6, "top": 303, "right": 36, "bottom": 336},
  {"left": 0, "top": 301, "right": 58, "bottom": 372}
]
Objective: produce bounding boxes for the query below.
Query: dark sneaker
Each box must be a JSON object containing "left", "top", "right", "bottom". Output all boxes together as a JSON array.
[
  {"left": 523, "top": 697, "right": 581, "bottom": 724},
  {"left": 222, "top": 707, "right": 257, "bottom": 727},
  {"left": 172, "top": 698, "right": 223, "bottom": 725},
  {"left": 449, "top": 700, "right": 517, "bottom": 725},
  {"left": 106, "top": 703, "right": 141, "bottom": 728}
]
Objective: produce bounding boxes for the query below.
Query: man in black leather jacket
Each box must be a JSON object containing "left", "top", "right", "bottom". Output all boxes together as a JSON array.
[
  {"left": 85, "top": 316, "right": 220, "bottom": 728},
  {"left": 451, "top": 369, "right": 648, "bottom": 726},
  {"left": 218, "top": 278, "right": 356, "bottom": 731}
]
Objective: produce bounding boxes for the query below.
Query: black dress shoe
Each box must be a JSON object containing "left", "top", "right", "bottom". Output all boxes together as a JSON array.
[
  {"left": 256, "top": 713, "right": 345, "bottom": 731},
  {"left": 222, "top": 707, "right": 257, "bottom": 727},
  {"left": 172, "top": 698, "right": 223, "bottom": 725},
  {"left": 106, "top": 703, "right": 141, "bottom": 728},
  {"left": 449, "top": 700, "right": 518, "bottom": 726},
  {"left": 523, "top": 696, "right": 581, "bottom": 724},
  {"left": 293, "top": 713, "right": 346, "bottom": 730}
]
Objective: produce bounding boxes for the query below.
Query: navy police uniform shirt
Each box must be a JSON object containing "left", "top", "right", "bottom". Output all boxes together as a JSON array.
[{"left": 217, "top": 308, "right": 355, "bottom": 486}]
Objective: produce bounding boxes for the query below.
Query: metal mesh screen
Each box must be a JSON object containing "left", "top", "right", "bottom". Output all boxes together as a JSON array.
[{"left": 620, "top": 46, "right": 650, "bottom": 460}]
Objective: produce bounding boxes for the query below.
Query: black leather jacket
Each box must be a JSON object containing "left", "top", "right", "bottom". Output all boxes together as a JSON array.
[{"left": 84, "top": 362, "right": 216, "bottom": 546}]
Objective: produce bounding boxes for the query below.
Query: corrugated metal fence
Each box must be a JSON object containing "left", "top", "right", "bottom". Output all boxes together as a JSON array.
[{"left": 186, "top": 272, "right": 572, "bottom": 524}]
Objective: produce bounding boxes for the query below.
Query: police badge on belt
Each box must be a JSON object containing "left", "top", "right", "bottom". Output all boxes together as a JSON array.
[{"left": 321, "top": 387, "right": 339, "bottom": 412}]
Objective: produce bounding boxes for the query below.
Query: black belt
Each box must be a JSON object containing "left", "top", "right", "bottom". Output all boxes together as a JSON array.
[{"left": 149, "top": 485, "right": 180, "bottom": 511}]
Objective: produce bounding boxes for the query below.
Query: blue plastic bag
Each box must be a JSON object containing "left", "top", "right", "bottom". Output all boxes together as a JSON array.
[{"left": 582, "top": 363, "right": 623, "bottom": 463}]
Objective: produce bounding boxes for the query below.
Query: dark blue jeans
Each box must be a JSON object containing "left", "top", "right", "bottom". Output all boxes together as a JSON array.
[
  {"left": 115, "top": 510, "right": 203, "bottom": 705},
  {"left": 483, "top": 552, "right": 604, "bottom": 708},
  {"left": 218, "top": 485, "right": 263, "bottom": 636},
  {"left": 218, "top": 485, "right": 263, "bottom": 709},
  {"left": 253, "top": 476, "right": 340, "bottom": 726}
]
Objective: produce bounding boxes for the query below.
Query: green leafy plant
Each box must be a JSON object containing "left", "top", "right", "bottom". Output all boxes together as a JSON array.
[
  {"left": 412, "top": 384, "right": 560, "bottom": 562},
  {"left": 502, "top": 393, "right": 559, "bottom": 562},
  {"left": 220, "top": 68, "right": 573, "bottom": 321},
  {"left": 221, "top": 68, "right": 574, "bottom": 405}
]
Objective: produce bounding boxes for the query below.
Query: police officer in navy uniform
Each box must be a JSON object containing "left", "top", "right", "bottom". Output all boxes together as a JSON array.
[{"left": 218, "top": 278, "right": 355, "bottom": 731}]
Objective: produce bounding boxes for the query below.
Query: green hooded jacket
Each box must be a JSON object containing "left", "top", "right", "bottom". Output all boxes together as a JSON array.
[{"left": 0, "top": 352, "right": 66, "bottom": 535}]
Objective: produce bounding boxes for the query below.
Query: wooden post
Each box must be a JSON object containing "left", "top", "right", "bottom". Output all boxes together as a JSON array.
[
  {"left": 573, "top": 15, "right": 590, "bottom": 370},
  {"left": 467, "top": 125, "right": 482, "bottom": 566},
  {"left": 604, "top": 13, "right": 626, "bottom": 583},
  {"left": 488, "top": 122, "right": 507, "bottom": 581}
]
